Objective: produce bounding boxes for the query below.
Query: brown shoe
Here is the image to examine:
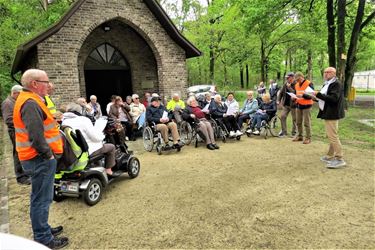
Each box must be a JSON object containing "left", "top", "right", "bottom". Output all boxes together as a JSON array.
[
  {"left": 303, "top": 138, "right": 311, "bottom": 144},
  {"left": 292, "top": 137, "right": 303, "bottom": 142}
]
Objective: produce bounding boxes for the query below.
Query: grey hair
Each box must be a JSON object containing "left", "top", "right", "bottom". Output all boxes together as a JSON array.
[
  {"left": 186, "top": 96, "right": 196, "bottom": 105},
  {"left": 11, "top": 85, "right": 23, "bottom": 93},
  {"left": 214, "top": 94, "right": 221, "bottom": 101},
  {"left": 21, "top": 69, "right": 47, "bottom": 88},
  {"left": 66, "top": 103, "right": 82, "bottom": 114},
  {"left": 132, "top": 94, "right": 139, "bottom": 100},
  {"left": 90, "top": 95, "right": 97, "bottom": 100}
]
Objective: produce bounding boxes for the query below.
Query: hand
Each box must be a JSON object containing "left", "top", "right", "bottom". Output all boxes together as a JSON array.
[
  {"left": 49, "top": 155, "right": 54, "bottom": 160},
  {"left": 190, "top": 114, "right": 196, "bottom": 119},
  {"left": 296, "top": 94, "right": 302, "bottom": 98},
  {"left": 223, "top": 114, "right": 227, "bottom": 117},
  {"left": 276, "top": 101, "right": 280, "bottom": 105}
]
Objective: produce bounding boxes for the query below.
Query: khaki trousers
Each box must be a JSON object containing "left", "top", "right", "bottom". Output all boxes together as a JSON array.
[
  {"left": 280, "top": 106, "right": 296, "bottom": 135},
  {"left": 325, "top": 120, "right": 343, "bottom": 160},
  {"left": 198, "top": 118, "right": 216, "bottom": 145},
  {"left": 296, "top": 107, "right": 312, "bottom": 139},
  {"left": 156, "top": 122, "right": 180, "bottom": 144}
]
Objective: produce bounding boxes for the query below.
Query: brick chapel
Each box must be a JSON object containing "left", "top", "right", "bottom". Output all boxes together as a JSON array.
[{"left": 11, "top": 0, "right": 201, "bottom": 108}]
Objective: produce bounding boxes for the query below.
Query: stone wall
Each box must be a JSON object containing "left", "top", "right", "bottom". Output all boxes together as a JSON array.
[{"left": 37, "top": 0, "right": 188, "bottom": 107}]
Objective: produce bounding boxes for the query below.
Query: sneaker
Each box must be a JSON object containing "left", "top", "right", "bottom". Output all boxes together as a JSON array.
[
  {"left": 51, "top": 226, "right": 63, "bottom": 237},
  {"left": 252, "top": 130, "right": 260, "bottom": 135},
  {"left": 229, "top": 131, "right": 236, "bottom": 137},
  {"left": 246, "top": 129, "right": 253, "bottom": 134},
  {"left": 45, "top": 236, "right": 69, "bottom": 249},
  {"left": 206, "top": 144, "right": 215, "bottom": 150},
  {"left": 235, "top": 130, "right": 243, "bottom": 136},
  {"left": 177, "top": 140, "right": 185, "bottom": 147},
  {"left": 320, "top": 156, "right": 335, "bottom": 163},
  {"left": 278, "top": 131, "right": 285, "bottom": 138},
  {"left": 303, "top": 138, "right": 311, "bottom": 144},
  {"left": 326, "top": 159, "right": 347, "bottom": 169},
  {"left": 212, "top": 144, "right": 220, "bottom": 149}
]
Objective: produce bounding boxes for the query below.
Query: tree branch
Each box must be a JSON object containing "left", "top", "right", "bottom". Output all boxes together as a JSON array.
[{"left": 360, "top": 11, "right": 375, "bottom": 31}]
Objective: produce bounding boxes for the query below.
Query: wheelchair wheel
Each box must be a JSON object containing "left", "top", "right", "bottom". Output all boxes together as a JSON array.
[
  {"left": 143, "top": 127, "right": 154, "bottom": 152},
  {"left": 179, "top": 121, "right": 193, "bottom": 145},
  {"left": 269, "top": 116, "right": 281, "bottom": 137}
]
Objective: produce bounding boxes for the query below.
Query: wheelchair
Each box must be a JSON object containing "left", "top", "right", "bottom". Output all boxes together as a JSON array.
[
  {"left": 179, "top": 118, "right": 212, "bottom": 148},
  {"left": 245, "top": 113, "right": 281, "bottom": 139},
  {"left": 142, "top": 122, "right": 182, "bottom": 155},
  {"left": 209, "top": 116, "right": 241, "bottom": 142}
]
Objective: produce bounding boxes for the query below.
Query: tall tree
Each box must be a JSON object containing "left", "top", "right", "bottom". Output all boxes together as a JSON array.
[{"left": 327, "top": 0, "right": 336, "bottom": 67}]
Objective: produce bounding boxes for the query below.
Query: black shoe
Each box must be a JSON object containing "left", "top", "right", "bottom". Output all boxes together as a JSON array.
[
  {"left": 177, "top": 140, "right": 185, "bottom": 147},
  {"left": 207, "top": 144, "right": 215, "bottom": 150},
  {"left": 51, "top": 226, "right": 63, "bottom": 237},
  {"left": 212, "top": 144, "right": 220, "bottom": 149},
  {"left": 46, "top": 236, "right": 69, "bottom": 249},
  {"left": 17, "top": 176, "right": 31, "bottom": 185}
]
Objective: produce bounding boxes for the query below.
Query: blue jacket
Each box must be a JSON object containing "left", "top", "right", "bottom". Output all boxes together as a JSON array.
[
  {"left": 240, "top": 98, "right": 258, "bottom": 116},
  {"left": 146, "top": 104, "right": 173, "bottom": 124}
]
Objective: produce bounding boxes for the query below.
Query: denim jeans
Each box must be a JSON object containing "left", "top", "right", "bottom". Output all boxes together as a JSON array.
[
  {"left": 21, "top": 156, "right": 56, "bottom": 245},
  {"left": 137, "top": 112, "right": 146, "bottom": 128},
  {"left": 252, "top": 113, "right": 269, "bottom": 129}
]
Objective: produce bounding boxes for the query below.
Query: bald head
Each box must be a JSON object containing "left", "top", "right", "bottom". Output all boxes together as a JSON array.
[{"left": 21, "top": 69, "right": 47, "bottom": 88}]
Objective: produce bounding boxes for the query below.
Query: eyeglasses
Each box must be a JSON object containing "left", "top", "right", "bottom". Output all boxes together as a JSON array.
[
  {"left": 324, "top": 71, "right": 333, "bottom": 73},
  {"left": 35, "top": 80, "right": 50, "bottom": 84},
  {"left": 135, "top": 97, "right": 139, "bottom": 99}
]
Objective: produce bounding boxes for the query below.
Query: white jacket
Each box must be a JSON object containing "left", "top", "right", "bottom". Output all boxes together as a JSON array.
[{"left": 62, "top": 112, "right": 105, "bottom": 155}]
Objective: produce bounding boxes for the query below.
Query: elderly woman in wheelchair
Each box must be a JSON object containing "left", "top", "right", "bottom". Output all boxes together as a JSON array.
[
  {"left": 145, "top": 96, "right": 185, "bottom": 151},
  {"left": 209, "top": 94, "right": 243, "bottom": 138},
  {"left": 246, "top": 93, "right": 277, "bottom": 135},
  {"left": 182, "top": 96, "right": 219, "bottom": 150}
]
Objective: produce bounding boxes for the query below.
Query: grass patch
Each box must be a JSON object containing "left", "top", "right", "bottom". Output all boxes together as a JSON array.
[{"left": 298, "top": 106, "right": 375, "bottom": 149}]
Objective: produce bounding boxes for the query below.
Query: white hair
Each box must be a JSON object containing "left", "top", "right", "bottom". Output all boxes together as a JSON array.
[
  {"left": 214, "top": 94, "right": 221, "bottom": 101},
  {"left": 21, "top": 69, "right": 47, "bottom": 88},
  {"left": 186, "top": 96, "right": 196, "bottom": 105},
  {"left": 11, "top": 85, "right": 23, "bottom": 94},
  {"left": 90, "top": 95, "right": 97, "bottom": 100},
  {"left": 132, "top": 94, "right": 139, "bottom": 100},
  {"left": 66, "top": 103, "right": 82, "bottom": 114}
]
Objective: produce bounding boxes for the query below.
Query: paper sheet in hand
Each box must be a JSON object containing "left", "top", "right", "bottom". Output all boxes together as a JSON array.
[
  {"left": 202, "top": 104, "right": 210, "bottom": 113},
  {"left": 287, "top": 92, "right": 297, "bottom": 98},
  {"left": 94, "top": 117, "right": 108, "bottom": 132},
  {"left": 226, "top": 105, "right": 237, "bottom": 116},
  {"left": 162, "top": 111, "right": 169, "bottom": 119},
  {"left": 304, "top": 86, "right": 315, "bottom": 94}
]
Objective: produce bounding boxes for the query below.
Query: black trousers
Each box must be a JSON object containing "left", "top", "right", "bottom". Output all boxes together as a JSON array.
[{"left": 8, "top": 129, "right": 28, "bottom": 181}]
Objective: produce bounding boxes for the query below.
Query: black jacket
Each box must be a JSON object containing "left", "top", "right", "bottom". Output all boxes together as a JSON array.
[
  {"left": 209, "top": 101, "right": 228, "bottom": 118},
  {"left": 259, "top": 100, "right": 277, "bottom": 117},
  {"left": 316, "top": 79, "right": 345, "bottom": 120},
  {"left": 277, "top": 81, "right": 296, "bottom": 107},
  {"left": 146, "top": 104, "right": 173, "bottom": 124}
]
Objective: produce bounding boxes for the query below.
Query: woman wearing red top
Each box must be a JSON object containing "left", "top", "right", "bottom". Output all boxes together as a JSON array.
[{"left": 183, "top": 96, "right": 219, "bottom": 150}]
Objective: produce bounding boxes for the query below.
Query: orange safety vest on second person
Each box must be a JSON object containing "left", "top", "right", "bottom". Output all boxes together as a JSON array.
[
  {"left": 295, "top": 79, "right": 313, "bottom": 106},
  {"left": 13, "top": 91, "right": 63, "bottom": 161}
]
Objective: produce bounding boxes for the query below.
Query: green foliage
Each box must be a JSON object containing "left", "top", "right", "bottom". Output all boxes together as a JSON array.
[{"left": 0, "top": 0, "right": 71, "bottom": 103}]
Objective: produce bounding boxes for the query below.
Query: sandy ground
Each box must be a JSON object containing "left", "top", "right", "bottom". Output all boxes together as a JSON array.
[{"left": 5, "top": 134, "right": 375, "bottom": 249}]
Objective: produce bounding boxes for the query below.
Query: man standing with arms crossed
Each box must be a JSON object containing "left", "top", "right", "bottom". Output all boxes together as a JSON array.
[
  {"left": 314, "top": 67, "right": 346, "bottom": 168},
  {"left": 13, "top": 69, "right": 69, "bottom": 249}
]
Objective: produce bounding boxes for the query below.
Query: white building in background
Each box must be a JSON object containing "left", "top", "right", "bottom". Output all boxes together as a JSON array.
[{"left": 352, "top": 70, "right": 375, "bottom": 90}]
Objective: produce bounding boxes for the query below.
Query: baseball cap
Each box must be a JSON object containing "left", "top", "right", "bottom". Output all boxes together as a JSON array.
[
  {"left": 285, "top": 72, "right": 295, "bottom": 78},
  {"left": 151, "top": 96, "right": 160, "bottom": 102}
]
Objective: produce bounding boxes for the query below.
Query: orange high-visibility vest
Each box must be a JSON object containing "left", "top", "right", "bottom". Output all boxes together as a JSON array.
[
  {"left": 295, "top": 79, "right": 313, "bottom": 106},
  {"left": 13, "top": 91, "right": 63, "bottom": 161}
]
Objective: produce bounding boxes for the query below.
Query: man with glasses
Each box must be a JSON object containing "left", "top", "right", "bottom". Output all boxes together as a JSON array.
[
  {"left": 13, "top": 69, "right": 69, "bottom": 249},
  {"left": 313, "top": 67, "right": 346, "bottom": 168}
]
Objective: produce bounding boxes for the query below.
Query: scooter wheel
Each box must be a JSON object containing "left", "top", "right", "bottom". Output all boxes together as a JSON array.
[
  {"left": 83, "top": 178, "right": 102, "bottom": 206},
  {"left": 128, "top": 157, "right": 140, "bottom": 179},
  {"left": 53, "top": 187, "right": 65, "bottom": 202}
]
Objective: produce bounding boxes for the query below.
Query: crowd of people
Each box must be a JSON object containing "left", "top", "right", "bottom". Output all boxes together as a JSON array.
[{"left": 1, "top": 66, "right": 346, "bottom": 249}]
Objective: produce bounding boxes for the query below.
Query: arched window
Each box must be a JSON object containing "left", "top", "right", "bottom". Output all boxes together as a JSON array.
[{"left": 85, "top": 43, "right": 128, "bottom": 70}]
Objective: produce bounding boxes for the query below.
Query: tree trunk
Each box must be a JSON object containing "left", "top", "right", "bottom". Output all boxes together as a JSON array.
[
  {"left": 288, "top": 49, "right": 293, "bottom": 72},
  {"left": 240, "top": 65, "right": 244, "bottom": 89},
  {"left": 319, "top": 50, "right": 325, "bottom": 78},
  {"left": 198, "top": 57, "right": 202, "bottom": 84},
  {"left": 209, "top": 45, "right": 215, "bottom": 84},
  {"left": 327, "top": 0, "right": 336, "bottom": 67},
  {"left": 260, "top": 40, "right": 266, "bottom": 82},
  {"left": 344, "top": 0, "right": 366, "bottom": 97},
  {"left": 337, "top": 0, "right": 346, "bottom": 83},
  {"left": 307, "top": 49, "right": 313, "bottom": 80},
  {"left": 245, "top": 64, "right": 249, "bottom": 88},
  {"left": 223, "top": 56, "right": 228, "bottom": 85}
]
